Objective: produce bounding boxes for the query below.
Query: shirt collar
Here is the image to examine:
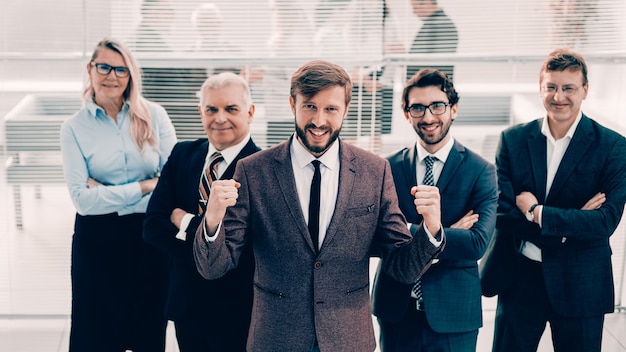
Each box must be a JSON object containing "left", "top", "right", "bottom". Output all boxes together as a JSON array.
[
  {"left": 86, "top": 99, "right": 130, "bottom": 119},
  {"left": 415, "top": 137, "right": 455, "bottom": 163},
  {"left": 541, "top": 111, "right": 582, "bottom": 142},
  {"left": 207, "top": 134, "right": 251, "bottom": 165},
  {"left": 291, "top": 132, "right": 340, "bottom": 171}
]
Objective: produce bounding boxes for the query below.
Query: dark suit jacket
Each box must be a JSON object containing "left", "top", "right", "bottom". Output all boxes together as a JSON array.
[
  {"left": 496, "top": 115, "right": 626, "bottom": 317},
  {"left": 372, "top": 140, "right": 497, "bottom": 333},
  {"left": 143, "top": 138, "right": 260, "bottom": 341},
  {"left": 194, "top": 138, "right": 443, "bottom": 352},
  {"left": 407, "top": 9, "right": 458, "bottom": 80}
]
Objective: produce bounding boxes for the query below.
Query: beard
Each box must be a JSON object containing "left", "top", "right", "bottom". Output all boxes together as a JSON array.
[
  {"left": 416, "top": 120, "right": 452, "bottom": 146},
  {"left": 295, "top": 122, "right": 341, "bottom": 156}
]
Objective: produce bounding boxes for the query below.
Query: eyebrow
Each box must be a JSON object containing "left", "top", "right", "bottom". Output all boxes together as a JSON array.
[{"left": 409, "top": 100, "right": 447, "bottom": 106}]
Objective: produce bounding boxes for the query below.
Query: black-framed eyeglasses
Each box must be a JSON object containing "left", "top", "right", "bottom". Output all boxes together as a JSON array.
[
  {"left": 542, "top": 84, "right": 580, "bottom": 96},
  {"left": 91, "top": 62, "right": 130, "bottom": 78},
  {"left": 405, "top": 102, "right": 450, "bottom": 118}
]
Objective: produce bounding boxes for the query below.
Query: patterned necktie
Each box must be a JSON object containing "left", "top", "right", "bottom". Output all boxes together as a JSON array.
[
  {"left": 308, "top": 160, "right": 321, "bottom": 253},
  {"left": 198, "top": 152, "right": 224, "bottom": 215},
  {"left": 412, "top": 155, "right": 438, "bottom": 309},
  {"left": 422, "top": 155, "right": 437, "bottom": 187}
]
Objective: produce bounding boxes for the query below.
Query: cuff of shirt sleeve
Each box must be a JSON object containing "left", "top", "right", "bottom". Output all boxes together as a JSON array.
[
  {"left": 409, "top": 223, "right": 442, "bottom": 264},
  {"left": 203, "top": 220, "right": 222, "bottom": 243},
  {"left": 409, "top": 223, "right": 443, "bottom": 247},
  {"left": 175, "top": 213, "right": 195, "bottom": 241}
]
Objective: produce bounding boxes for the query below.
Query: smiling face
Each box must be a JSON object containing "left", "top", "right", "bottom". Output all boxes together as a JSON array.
[
  {"left": 404, "top": 85, "right": 457, "bottom": 154},
  {"left": 540, "top": 68, "right": 588, "bottom": 129},
  {"left": 199, "top": 83, "right": 254, "bottom": 150},
  {"left": 291, "top": 85, "right": 348, "bottom": 157},
  {"left": 87, "top": 47, "right": 129, "bottom": 106}
]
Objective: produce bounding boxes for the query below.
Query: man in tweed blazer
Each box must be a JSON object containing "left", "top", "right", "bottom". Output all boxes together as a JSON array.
[
  {"left": 193, "top": 60, "right": 444, "bottom": 351},
  {"left": 372, "top": 68, "right": 497, "bottom": 351}
]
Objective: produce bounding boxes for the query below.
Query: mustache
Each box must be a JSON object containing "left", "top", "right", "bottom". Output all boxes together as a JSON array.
[{"left": 304, "top": 123, "right": 330, "bottom": 131}]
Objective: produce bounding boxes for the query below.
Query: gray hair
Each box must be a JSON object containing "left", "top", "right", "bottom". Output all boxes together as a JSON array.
[{"left": 199, "top": 71, "right": 252, "bottom": 107}]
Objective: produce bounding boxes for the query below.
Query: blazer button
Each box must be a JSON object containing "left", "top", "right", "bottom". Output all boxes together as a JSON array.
[{"left": 314, "top": 261, "right": 322, "bottom": 269}]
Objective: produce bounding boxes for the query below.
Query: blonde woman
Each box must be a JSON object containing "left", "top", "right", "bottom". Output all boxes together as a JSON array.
[{"left": 61, "top": 37, "right": 176, "bottom": 352}]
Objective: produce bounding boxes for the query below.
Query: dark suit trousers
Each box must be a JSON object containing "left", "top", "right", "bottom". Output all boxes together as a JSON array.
[
  {"left": 378, "top": 300, "right": 477, "bottom": 352},
  {"left": 173, "top": 313, "right": 248, "bottom": 352},
  {"left": 69, "top": 213, "right": 168, "bottom": 352},
  {"left": 493, "top": 255, "right": 604, "bottom": 352}
]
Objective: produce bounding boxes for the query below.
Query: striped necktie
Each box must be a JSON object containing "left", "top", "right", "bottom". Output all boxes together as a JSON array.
[
  {"left": 411, "top": 155, "right": 438, "bottom": 309},
  {"left": 198, "top": 152, "right": 224, "bottom": 215}
]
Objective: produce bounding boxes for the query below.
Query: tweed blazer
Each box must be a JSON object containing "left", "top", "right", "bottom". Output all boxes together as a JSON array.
[{"left": 194, "top": 137, "right": 443, "bottom": 351}]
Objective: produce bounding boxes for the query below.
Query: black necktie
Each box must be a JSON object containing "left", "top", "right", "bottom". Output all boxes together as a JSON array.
[
  {"left": 412, "top": 155, "right": 438, "bottom": 309},
  {"left": 308, "top": 160, "right": 321, "bottom": 252},
  {"left": 198, "top": 152, "right": 224, "bottom": 215}
]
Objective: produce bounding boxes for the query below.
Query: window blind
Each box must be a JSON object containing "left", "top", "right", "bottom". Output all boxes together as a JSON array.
[{"left": 1, "top": 0, "right": 625, "bottom": 316}]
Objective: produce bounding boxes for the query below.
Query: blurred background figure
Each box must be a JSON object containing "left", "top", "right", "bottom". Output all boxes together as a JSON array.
[
  {"left": 406, "top": 0, "right": 458, "bottom": 80},
  {"left": 134, "top": 0, "right": 175, "bottom": 52},
  {"left": 349, "top": 0, "right": 401, "bottom": 149},
  {"left": 547, "top": 0, "right": 598, "bottom": 50},
  {"left": 60, "top": 37, "right": 177, "bottom": 352},
  {"left": 256, "top": 0, "right": 316, "bottom": 146},
  {"left": 137, "top": 0, "right": 210, "bottom": 142},
  {"left": 191, "top": 2, "right": 237, "bottom": 53}
]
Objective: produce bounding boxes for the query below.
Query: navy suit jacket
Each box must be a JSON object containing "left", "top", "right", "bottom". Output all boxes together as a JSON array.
[
  {"left": 372, "top": 140, "right": 497, "bottom": 333},
  {"left": 194, "top": 138, "right": 443, "bottom": 352},
  {"left": 496, "top": 115, "right": 626, "bottom": 317},
  {"left": 143, "top": 138, "right": 260, "bottom": 333}
]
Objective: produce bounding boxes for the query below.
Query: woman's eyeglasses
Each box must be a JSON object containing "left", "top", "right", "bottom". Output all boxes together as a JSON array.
[{"left": 91, "top": 62, "right": 130, "bottom": 78}]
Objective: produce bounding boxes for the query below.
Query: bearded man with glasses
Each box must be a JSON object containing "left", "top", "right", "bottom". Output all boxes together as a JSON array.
[{"left": 372, "top": 68, "right": 498, "bottom": 352}]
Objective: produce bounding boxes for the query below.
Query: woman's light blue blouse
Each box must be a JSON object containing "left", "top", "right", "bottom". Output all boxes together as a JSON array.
[{"left": 61, "top": 99, "right": 177, "bottom": 215}]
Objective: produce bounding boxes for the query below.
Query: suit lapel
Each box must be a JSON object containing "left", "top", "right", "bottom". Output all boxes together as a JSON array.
[
  {"left": 527, "top": 120, "right": 548, "bottom": 201},
  {"left": 437, "top": 141, "right": 464, "bottom": 192},
  {"left": 272, "top": 138, "right": 316, "bottom": 252},
  {"left": 192, "top": 140, "right": 210, "bottom": 182},
  {"left": 547, "top": 116, "right": 593, "bottom": 202},
  {"left": 322, "top": 141, "right": 356, "bottom": 252},
  {"left": 222, "top": 139, "right": 259, "bottom": 180},
  {"left": 405, "top": 146, "right": 419, "bottom": 187}
]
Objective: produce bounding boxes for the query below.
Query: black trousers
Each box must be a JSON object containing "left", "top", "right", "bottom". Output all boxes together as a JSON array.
[
  {"left": 69, "top": 213, "right": 169, "bottom": 352},
  {"left": 493, "top": 255, "right": 604, "bottom": 352}
]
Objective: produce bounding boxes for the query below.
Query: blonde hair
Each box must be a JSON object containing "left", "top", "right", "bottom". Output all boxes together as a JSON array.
[{"left": 84, "top": 37, "right": 156, "bottom": 153}]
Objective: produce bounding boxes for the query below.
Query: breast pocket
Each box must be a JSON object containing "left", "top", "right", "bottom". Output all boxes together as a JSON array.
[{"left": 344, "top": 204, "right": 376, "bottom": 218}]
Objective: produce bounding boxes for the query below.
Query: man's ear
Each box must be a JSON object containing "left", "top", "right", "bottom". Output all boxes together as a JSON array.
[{"left": 289, "top": 96, "right": 296, "bottom": 115}]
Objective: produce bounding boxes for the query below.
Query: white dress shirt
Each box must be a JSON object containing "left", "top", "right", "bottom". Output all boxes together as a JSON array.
[
  {"left": 290, "top": 134, "right": 340, "bottom": 250},
  {"left": 520, "top": 112, "right": 582, "bottom": 262}
]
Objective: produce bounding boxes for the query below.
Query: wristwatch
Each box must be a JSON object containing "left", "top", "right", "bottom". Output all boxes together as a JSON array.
[{"left": 526, "top": 204, "right": 539, "bottom": 222}]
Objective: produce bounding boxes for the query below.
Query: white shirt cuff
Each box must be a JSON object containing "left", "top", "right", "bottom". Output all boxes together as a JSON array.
[
  {"left": 203, "top": 220, "right": 222, "bottom": 242},
  {"left": 409, "top": 222, "right": 443, "bottom": 264},
  {"left": 175, "top": 213, "right": 195, "bottom": 241}
]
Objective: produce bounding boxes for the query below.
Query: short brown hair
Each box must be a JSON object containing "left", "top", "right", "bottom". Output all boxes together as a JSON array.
[
  {"left": 540, "top": 48, "right": 589, "bottom": 86},
  {"left": 290, "top": 60, "right": 352, "bottom": 105}
]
